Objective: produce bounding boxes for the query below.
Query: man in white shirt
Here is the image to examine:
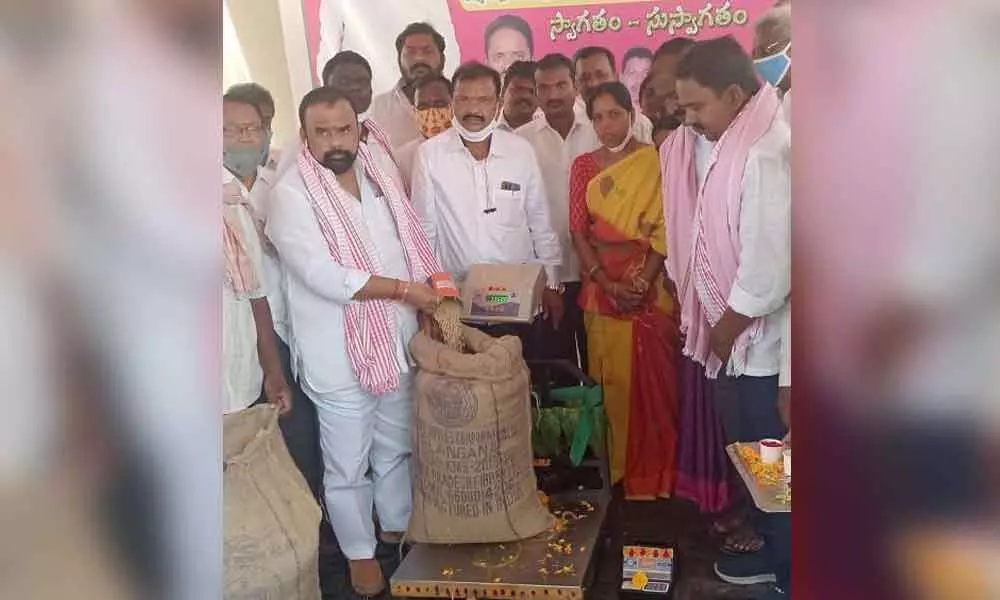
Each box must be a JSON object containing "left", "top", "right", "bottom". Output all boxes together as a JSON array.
[
  {"left": 266, "top": 87, "right": 442, "bottom": 597},
  {"left": 370, "top": 22, "right": 448, "bottom": 150},
  {"left": 224, "top": 85, "right": 327, "bottom": 502},
  {"left": 572, "top": 46, "right": 654, "bottom": 144},
  {"left": 322, "top": 50, "right": 405, "bottom": 192},
  {"left": 411, "top": 62, "right": 564, "bottom": 345},
  {"left": 498, "top": 60, "right": 538, "bottom": 132},
  {"left": 396, "top": 74, "right": 453, "bottom": 189},
  {"left": 663, "top": 37, "right": 790, "bottom": 590},
  {"left": 225, "top": 82, "right": 281, "bottom": 169},
  {"left": 222, "top": 91, "right": 291, "bottom": 417},
  {"left": 516, "top": 53, "right": 600, "bottom": 372}
]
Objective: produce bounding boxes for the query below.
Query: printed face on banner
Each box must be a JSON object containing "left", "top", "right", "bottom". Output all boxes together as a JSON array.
[
  {"left": 445, "top": 0, "right": 773, "bottom": 83},
  {"left": 301, "top": 1, "right": 774, "bottom": 94},
  {"left": 486, "top": 22, "right": 533, "bottom": 75}
]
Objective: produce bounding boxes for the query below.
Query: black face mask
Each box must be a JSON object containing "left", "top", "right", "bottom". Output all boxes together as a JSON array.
[{"left": 322, "top": 149, "right": 356, "bottom": 175}]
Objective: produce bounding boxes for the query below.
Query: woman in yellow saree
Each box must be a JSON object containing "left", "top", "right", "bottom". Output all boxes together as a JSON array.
[{"left": 569, "top": 82, "right": 678, "bottom": 500}]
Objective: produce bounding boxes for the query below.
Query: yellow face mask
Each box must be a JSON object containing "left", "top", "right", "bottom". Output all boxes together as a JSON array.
[{"left": 415, "top": 106, "right": 452, "bottom": 138}]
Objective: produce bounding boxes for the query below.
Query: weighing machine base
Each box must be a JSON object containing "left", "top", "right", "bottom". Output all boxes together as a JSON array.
[{"left": 391, "top": 490, "right": 609, "bottom": 599}]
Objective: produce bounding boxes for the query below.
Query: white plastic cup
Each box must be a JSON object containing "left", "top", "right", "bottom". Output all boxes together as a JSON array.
[
  {"left": 759, "top": 438, "right": 784, "bottom": 464},
  {"left": 783, "top": 448, "right": 791, "bottom": 477}
]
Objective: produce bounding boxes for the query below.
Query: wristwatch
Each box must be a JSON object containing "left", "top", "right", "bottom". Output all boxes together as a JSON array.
[{"left": 546, "top": 283, "right": 566, "bottom": 295}]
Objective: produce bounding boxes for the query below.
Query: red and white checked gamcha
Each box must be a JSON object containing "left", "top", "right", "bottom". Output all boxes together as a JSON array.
[{"left": 297, "top": 140, "right": 441, "bottom": 395}]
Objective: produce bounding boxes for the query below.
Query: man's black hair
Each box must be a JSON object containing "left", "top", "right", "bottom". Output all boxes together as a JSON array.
[
  {"left": 654, "top": 37, "right": 696, "bottom": 60},
  {"left": 573, "top": 46, "right": 616, "bottom": 74},
  {"left": 298, "top": 86, "right": 354, "bottom": 127},
  {"left": 451, "top": 61, "right": 502, "bottom": 98},
  {"left": 395, "top": 22, "right": 446, "bottom": 56},
  {"left": 501, "top": 60, "right": 537, "bottom": 95},
  {"left": 321, "top": 50, "right": 372, "bottom": 86},
  {"left": 535, "top": 52, "right": 574, "bottom": 80},
  {"left": 415, "top": 74, "right": 453, "bottom": 96},
  {"left": 225, "top": 82, "right": 274, "bottom": 116},
  {"left": 484, "top": 14, "right": 534, "bottom": 56},
  {"left": 223, "top": 90, "right": 264, "bottom": 122},
  {"left": 623, "top": 46, "right": 654, "bottom": 67},
  {"left": 676, "top": 36, "right": 761, "bottom": 97}
]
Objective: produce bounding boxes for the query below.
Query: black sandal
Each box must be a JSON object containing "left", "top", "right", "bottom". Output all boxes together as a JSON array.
[{"left": 720, "top": 529, "right": 765, "bottom": 555}]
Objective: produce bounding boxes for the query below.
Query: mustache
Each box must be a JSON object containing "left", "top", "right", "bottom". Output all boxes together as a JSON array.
[
  {"left": 462, "top": 114, "right": 486, "bottom": 123},
  {"left": 410, "top": 62, "right": 432, "bottom": 73}
]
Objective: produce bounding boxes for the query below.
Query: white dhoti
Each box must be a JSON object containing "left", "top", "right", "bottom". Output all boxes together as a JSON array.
[{"left": 305, "top": 375, "right": 413, "bottom": 560}]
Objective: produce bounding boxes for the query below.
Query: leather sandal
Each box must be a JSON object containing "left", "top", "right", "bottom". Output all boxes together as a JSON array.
[{"left": 349, "top": 558, "right": 385, "bottom": 597}]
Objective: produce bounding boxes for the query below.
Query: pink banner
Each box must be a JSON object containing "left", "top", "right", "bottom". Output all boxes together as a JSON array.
[
  {"left": 301, "top": 0, "right": 773, "bottom": 91},
  {"left": 447, "top": 0, "right": 773, "bottom": 71}
]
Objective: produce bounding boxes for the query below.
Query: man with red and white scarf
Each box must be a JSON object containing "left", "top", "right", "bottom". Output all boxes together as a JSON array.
[
  {"left": 266, "top": 87, "right": 442, "bottom": 597},
  {"left": 660, "top": 37, "right": 790, "bottom": 596}
]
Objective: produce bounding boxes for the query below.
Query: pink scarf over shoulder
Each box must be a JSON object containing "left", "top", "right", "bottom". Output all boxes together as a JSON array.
[
  {"left": 223, "top": 180, "right": 260, "bottom": 298},
  {"left": 660, "top": 85, "right": 782, "bottom": 378},
  {"left": 297, "top": 142, "right": 441, "bottom": 395}
]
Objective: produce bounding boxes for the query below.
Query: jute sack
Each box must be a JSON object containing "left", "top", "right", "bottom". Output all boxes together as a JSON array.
[
  {"left": 224, "top": 405, "right": 321, "bottom": 600},
  {"left": 408, "top": 325, "right": 554, "bottom": 544}
]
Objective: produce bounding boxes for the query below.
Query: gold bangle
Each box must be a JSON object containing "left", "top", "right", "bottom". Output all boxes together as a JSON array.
[
  {"left": 401, "top": 282, "right": 411, "bottom": 302},
  {"left": 587, "top": 264, "right": 602, "bottom": 277}
]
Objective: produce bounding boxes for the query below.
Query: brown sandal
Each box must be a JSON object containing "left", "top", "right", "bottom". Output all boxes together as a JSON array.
[{"left": 349, "top": 558, "right": 385, "bottom": 597}]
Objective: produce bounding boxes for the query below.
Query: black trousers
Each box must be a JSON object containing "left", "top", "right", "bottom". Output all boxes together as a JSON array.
[{"left": 254, "top": 332, "right": 324, "bottom": 502}]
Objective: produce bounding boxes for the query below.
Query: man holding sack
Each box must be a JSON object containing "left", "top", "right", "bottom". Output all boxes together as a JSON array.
[{"left": 266, "top": 87, "right": 442, "bottom": 597}]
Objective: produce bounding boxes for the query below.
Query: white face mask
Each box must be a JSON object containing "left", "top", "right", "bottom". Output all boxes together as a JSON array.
[
  {"left": 607, "top": 115, "right": 634, "bottom": 153},
  {"left": 452, "top": 107, "right": 500, "bottom": 143}
]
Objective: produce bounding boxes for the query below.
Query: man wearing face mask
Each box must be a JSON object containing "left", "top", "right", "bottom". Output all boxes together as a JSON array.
[
  {"left": 411, "top": 62, "right": 564, "bottom": 347},
  {"left": 395, "top": 74, "right": 453, "bottom": 191},
  {"left": 323, "top": 50, "right": 405, "bottom": 193},
  {"left": 753, "top": 2, "right": 792, "bottom": 120},
  {"left": 226, "top": 82, "right": 279, "bottom": 168},
  {"left": 370, "top": 22, "right": 448, "bottom": 150},
  {"left": 223, "top": 86, "right": 330, "bottom": 510},
  {"left": 221, "top": 91, "right": 292, "bottom": 419},
  {"left": 266, "top": 87, "right": 443, "bottom": 597},
  {"left": 661, "top": 37, "right": 790, "bottom": 595}
]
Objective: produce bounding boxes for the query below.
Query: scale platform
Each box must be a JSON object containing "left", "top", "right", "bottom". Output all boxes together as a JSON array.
[{"left": 391, "top": 490, "right": 609, "bottom": 599}]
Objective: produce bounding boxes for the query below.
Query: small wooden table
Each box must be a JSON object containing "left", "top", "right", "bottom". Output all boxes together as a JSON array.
[
  {"left": 391, "top": 490, "right": 609, "bottom": 599},
  {"left": 725, "top": 442, "right": 791, "bottom": 514}
]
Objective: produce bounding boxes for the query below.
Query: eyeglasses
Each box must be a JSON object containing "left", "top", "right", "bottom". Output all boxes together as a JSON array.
[{"left": 223, "top": 124, "right": 265, "bottom": 139}]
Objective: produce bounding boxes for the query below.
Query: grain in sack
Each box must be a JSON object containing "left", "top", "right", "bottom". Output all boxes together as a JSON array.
[{"left": 407, "top": 325, "right": 554, "bottom": 543}]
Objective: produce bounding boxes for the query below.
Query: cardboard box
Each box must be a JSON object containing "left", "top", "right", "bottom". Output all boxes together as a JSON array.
[{"left": 460, "top": 263, "right": 546, "bottom": 324}]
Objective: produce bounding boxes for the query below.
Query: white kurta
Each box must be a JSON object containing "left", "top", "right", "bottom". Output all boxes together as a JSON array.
[
  {"left": 223, "top": 169, "right": 268, "bottom": 414},
  {"left": 394, "top": 136, "right": 424, "bottom": 192},
  {"left": 370, "top": 82, "right": 423, "bottom": 150},
  {"left": 694, "top": 117, "right": 791, "bottom": 378},
  {"left": 265, "top": 160, "right": 417, "bottom": 560},
  {"left": 516, "top": 116, "right": 600, "bottom": 283}
]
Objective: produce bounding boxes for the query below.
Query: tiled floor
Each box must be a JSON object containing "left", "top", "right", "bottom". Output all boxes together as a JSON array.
[{"left": 317, "top": 494, "right": 770, "bottom": 599}]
